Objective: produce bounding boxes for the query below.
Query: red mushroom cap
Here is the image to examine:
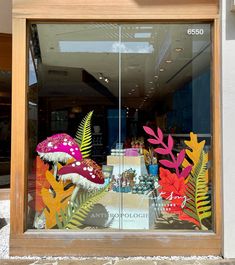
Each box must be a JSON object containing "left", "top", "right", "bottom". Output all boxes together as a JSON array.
[
  {"left": 36, "top": 133, "right": 82, "bottom": 162},
  {"left": 58, "top": 159, "right": 104, "bottom": 188}
]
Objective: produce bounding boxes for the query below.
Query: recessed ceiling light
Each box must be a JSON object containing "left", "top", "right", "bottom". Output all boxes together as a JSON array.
[
  {"left": 104, "top": 78, "right": 109, "bottom": 83},
  {"left": 165, "top": 60, "right": 172, "bottom": 63},
  {"left": 154, "top": 75, "right": 158, "bottom": 79},
  {"left": 175, "top": 48, "right": 183, "bottom": 52},
  {"left": 128, "top": 92, "right": 132, "bottom": 95},
  {"left": 131, "top": 89, "right": 136, "bottom": 92},
  {"left": 160, "top": 68, "right": 165, "bottom": 72},
  {"left": 149, "top": 81, "right": 153, "bottom": 84},
  {"left": 150, "top": 87, "right": 155, "bottom": 90}
]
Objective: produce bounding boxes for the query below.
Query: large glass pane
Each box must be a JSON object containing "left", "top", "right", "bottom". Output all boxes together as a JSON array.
[
  {"left": 121, "top": 23, "right": 212, "bottom": 230},
  {"left": 27, "top": 23, "right": 121, "bottom": 230},
  {"left": 27, "top": 22, "right": 213, "bottom": 232}
]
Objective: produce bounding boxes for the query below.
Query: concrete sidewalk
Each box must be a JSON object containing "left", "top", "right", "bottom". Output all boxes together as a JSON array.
[{"left": 0, "top": 258, "right": 235, "bottom": 265}]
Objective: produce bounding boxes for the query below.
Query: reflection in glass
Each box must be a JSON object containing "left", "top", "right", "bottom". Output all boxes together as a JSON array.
[
  {"left": 0, "top": 69, "right": 11, "bottom": 189},
  {"left": 27, "top": 23, "right": 212, "bottom": 231}
]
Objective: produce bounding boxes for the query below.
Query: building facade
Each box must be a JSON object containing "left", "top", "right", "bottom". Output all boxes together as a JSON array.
[{"left": 0, "top": 0, "right": 235, "bottom": 259}]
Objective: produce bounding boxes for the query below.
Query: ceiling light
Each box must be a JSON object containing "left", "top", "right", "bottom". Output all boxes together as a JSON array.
[
  {"left": 154, "top": 75, "right": 158, "bottom": 79},
  {"left": 149, "top": 81, "right": 153, "bottom": 84},
  {"left": 150, "top": 87, "right": 155, "bottom": 90},
  {"left": 160, "top": 68, "right": 165, "bottom": 72},
  {"left": 165, "top": 60, "right": 172, "bottom": 63},
  {"left": 98, "top": 73, "right": 103, "bottom": 80},
  {"left": 104, "top": 78, "right": 109, "bottom": 83},
  {"left": 128, "top": 92, "right": 132, "bottom": 95},
  {"left": 175, "top": 48, "right": 183, "bottom": 52},
  {"left": 71, "top": 106, "right": 82, "bottom": 113},
  {"left": 131, "top": 89, "right": 136, "bottom": 92}
]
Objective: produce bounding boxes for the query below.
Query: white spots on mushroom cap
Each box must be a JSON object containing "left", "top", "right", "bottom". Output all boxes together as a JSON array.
[
  {"left": 87, "top": 167, "right": 93, "bottom": 172},
  {"left": 83, "top": 167, "right": 87, "bottom": 171},
  {"left": 64, "top": 138, "right": 68, "bottom": 142},
  {"left": 68, "top": 141, "right": 73, "bottom": 146},
  {"left": 54, "top": 146, "right": 57, "bottom": 149},
  {"left": 72, "top": 163, "right": 76, "bottom": 167},
  {"left": 63, "top": 142, "right": 68, "bottom": 146},
  {"left": 47, "top": 142, "right": 53, "bottom": 147},
  {"left": 75, "top": 161, "right": 81, "bottom": 166},
  {"left": 75, "top": 148, "right": 78, "bottom": 151},
  {"left": 91, "top": 175, "right": 96, "bottom": 179},
  {"left": 70, "top": 148, "right": 74, "bottom": 152},
  {"left": 72, "top": 152, "right": 75, "bottom": 155}
]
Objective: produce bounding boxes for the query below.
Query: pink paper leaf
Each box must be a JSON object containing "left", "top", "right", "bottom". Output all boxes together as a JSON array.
[
  {"left": 148, "top": 138, "right": 160, "bottom": 145},
  {"left": 167, "top": 135, "right": 174, "bottom": 150},
  {"left": 159, "top": 159, "right": 176, "bottom": 169},
  {"left": 177, "top": 149, "right": 185, "bottom": 166},
  {"left": 180, "top": 166, "right": 192, "bottom": 179},
  {"left": 143, "top": 126, "right": 157, "bottom": 137},
  {"left": 157, "top": 127, "right": 163, "bottom": 141},
  {"left": 155, "top": 147, "right": 170, "bottom": 155}
]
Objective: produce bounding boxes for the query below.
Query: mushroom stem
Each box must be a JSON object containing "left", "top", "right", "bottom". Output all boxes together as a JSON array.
[
  {"left": 71, "top": 186, "right": 79, "bottom": 203},
  {"left": 53, "top": 163, "right": 58, "bottom": 178}
]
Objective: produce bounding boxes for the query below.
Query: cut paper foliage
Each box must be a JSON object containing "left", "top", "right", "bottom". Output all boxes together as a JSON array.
[
  {"left": 63, "top": 185, "right": 109, "bottom": 229},
  {"left": 158, "top": 168, "right": 186, "bottom": 197},
  {"left": 28, "top": 156, "right": 50, "bottom": 212},
  {"left": 182, "top": 132, "right": 208, "bottom": 182},
  {"left": 158, "top": 168, "right": 187, "bottom": 216},
  {"left": 75, "top": 111, "right": 93, "bottom": 158},
  {"left": 143, "top": 126, "right": 191, "bottom": 178},
  {"left": 182, "top": 150, "right": 211, "bottom": 230},
  {"left": 41, "top": 169, "right": 74, "bottom": 229}
]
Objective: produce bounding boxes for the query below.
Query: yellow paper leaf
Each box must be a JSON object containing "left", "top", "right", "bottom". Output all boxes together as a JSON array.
[{"left": 182, "top": 132, "right": 208, "bottom": 182}]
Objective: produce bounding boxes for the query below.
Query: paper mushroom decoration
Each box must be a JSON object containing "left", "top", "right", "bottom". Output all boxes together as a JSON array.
[
  {"left": 36, "top": 133, "right": 82, "bottom": 177},
  {"left": 58, "top": 159, "right": 105, "bottom": 202}
]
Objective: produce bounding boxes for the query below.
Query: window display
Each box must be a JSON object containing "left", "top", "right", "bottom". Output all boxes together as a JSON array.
[{"left": 28, "top": 23, "right": 212, "bottom": 231}]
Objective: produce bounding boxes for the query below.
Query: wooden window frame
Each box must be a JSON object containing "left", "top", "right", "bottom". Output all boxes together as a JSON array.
[{"left": 10, "top": 0, "right": 221, "bottom": 257}]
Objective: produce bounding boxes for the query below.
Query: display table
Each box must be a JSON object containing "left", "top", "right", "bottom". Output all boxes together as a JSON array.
[
  {"left": 107, "top": 155, "right": 148, "bottom": 178},
  {"left": 97, "top": 191, "right": 157, "bottom": 229}
]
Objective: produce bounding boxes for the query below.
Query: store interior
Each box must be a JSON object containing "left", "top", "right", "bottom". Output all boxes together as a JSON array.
[{"left": 2, "top": 23, "right": 213, "bottom": 230}]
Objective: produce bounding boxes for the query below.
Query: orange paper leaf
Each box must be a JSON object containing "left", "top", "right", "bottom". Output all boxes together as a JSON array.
[{"left": 42, "top": 170, "right": 74, "bottom": 229}]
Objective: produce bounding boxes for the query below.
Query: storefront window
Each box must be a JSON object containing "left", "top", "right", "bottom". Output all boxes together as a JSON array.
[{"left": 27, "top": 23, "right": 212, "bottom": 231}]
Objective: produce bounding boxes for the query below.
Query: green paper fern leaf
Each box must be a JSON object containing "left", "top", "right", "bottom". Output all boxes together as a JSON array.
[
  {"left": 66, "top": 185, "right": 109, "bottom": 229},
  {"left": 183, "top": 150, "right": 211, "bottom": 230},
  {"left": 75, "top": 111, "right": 93, "bottom": 158},
  {"left": 56, "top": 185, "right": 109, "bottom": 229}
]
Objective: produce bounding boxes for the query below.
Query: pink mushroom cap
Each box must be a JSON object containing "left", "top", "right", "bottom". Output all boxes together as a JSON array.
[
  {"left": 36, "top": 133, "right": 82, "bottom": 163},
  {"left": 58, "top": 159, "right": 104, "bottom": 189}
]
